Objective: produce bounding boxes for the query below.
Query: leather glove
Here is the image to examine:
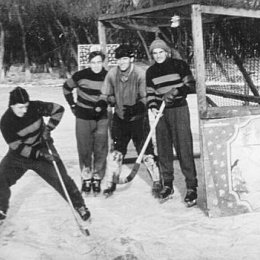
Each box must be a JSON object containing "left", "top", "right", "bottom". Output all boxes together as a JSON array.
[
  {"left": 94, "top": 100, "right": 108, "bottom": 119},
  {"left": 39, "top": 149, "right": 59, "bottom": 162},
  {"left": 163, "top": 88, "right": 179, "bottom": 104},
  {"left": 107, "top": 96, "right": 116, "bottom": 107},
  {"left": 70, "top": 104, "right": 76, "bottom": 115},
  {"left": 151, "top": 108, "right": 161, "bottom": 118},
  {"left": 42, "top": 126, "right": 53, "bottom": 143},
  {"left": 95, "top": 100, "right": 108, "bottom": 113},
  {"left": 123, "top": 102, "right": 146, "bottom": 121}
]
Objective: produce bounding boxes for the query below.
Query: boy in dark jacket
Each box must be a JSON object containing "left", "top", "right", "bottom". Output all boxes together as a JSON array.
[
  {"left": 146, "top": 39, "right": 198, "bottom": 206},
  {"left": 0, "top": 87, "right": 90, "bottom": 221},
  {"left": 63, "top": 51, "right": 108, "bottom": 195}
]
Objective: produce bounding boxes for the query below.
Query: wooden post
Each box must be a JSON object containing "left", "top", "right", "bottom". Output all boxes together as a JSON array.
[
  {"left": 98, "top": 21, "right": 107, "bottom": 66},
  {"left": 98, "top": 20, "right": 113, "bottom": 148},
  {"left": 191, "top": 4, "right": 207, "bottom": 116},
  {"left": 191, "top": 4, "right": 207, "bottom": 210}
]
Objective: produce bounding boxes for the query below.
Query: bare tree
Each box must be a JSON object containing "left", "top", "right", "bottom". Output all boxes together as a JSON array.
[
  {"left": 0, "top": 22, "right": 5, "bottom": 82},
  {"left": 14, "top": 4, "right": 31, "bottom": 80}
]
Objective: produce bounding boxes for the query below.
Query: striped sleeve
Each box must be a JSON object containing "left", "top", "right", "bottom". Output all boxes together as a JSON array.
[
  {"left": 37, "top": 101, "right": 64, "bottom": 130},
  {"left": 5, "top": 131, "right": 36, "bottom": 158},
  {"left": 177, "top": 60, "right": 196, "bottom": 95},
  {"left": 0, "top": 109, "right": 42, "bottom": 159},
  {"left": 146, "top": 68, "right": 160, "bottom": 109},
  {"left": 63, "top": 78, "right": 76, "bottom": 106}
]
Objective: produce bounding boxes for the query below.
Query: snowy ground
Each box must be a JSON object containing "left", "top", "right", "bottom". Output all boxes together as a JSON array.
[{"left": 0, "top": 78, "right": 260, "bottom": 260}]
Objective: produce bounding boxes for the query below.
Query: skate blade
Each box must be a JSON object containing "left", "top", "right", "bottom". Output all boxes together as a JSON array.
[
  {"left": 152, "top": 191, "right": 161, "bottom": 199},
  {"left": 151, "top": 189, "right": 161, "bottom": 198},
  {"left": 82, "top": 192, "right": 102, "bottom": 198},
  {"left": 82, "top": 191, "right": 91, "bottom": 197},
  {"left": 80, "top": 224, "right": 90, "bottom": 236},
  {"left": 93, "top": 192, "right": 101, "bottom": 197},
  {"left": 104, "top": 192, "right": 114, "bottom": 198},
  {"left": 152, "top": 194, "right": 160, "bottom": 199},
  {"left": 159, "top": 195, "right": 173, "bottom": 204},
  {"left": 185, "top": 200, "right": 197, "bottom": 208},
  {"left": 80, "top": 225, "right": 90, "bottom": 236}
]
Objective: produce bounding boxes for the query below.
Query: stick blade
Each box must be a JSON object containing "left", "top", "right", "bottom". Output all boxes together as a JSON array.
[
  {"left": 79, "top": 220, "right": 91, "bottom": 236},
  {"left": 82, "top": 228, "right": 90, "bottom": 236},
  {"left": 125, "top": 163, "right": 140, "bottom": 183}
]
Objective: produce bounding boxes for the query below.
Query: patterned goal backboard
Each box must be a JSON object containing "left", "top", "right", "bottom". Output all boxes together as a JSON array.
[{"left": 78, "top": 44, "right": 119, "bottom": 70}]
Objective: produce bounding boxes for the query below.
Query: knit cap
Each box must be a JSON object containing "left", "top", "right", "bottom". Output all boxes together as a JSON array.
[
  {"left": 9, "top": 87, "right": 30, "bottom": 106},
  {"left": 149, "top": 39, "right": 170, "bottom": 53}
]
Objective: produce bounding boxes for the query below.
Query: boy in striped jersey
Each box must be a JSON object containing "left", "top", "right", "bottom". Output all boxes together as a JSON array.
[
  {"left": 63, "top": 51, "right": 108, "bottom": 195},
  {"left": 0, "top": 87, "right": 90, "bottom": 221},
  {"left": 146, "top": 39, "right": 198, "bottom": 206}
]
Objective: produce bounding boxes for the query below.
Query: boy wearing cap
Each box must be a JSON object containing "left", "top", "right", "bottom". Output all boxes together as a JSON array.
[
  {"left": 0, "top": 87, "right": 91, "bottom": 221},
  {"left": 63, "top": 51, "right": 108, "bottom": 195},
  {"left": 146, "top": 39, "right": 198, "bottom": 207},
  {"left": 96, "top": 44, "right": 161, "bottom": 197}
]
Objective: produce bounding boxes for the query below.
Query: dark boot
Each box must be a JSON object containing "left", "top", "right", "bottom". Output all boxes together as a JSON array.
[
  {"left": 184, "top": 188, "right": 197, "bottom": 207},
  {"left": 92, "top": 179, "right": 101, "bottom": 194},
  {"left": 81, "top": 179, "right": 92, "bottom": 194},
  {"left": 103, "top": 182, "right": 116, "bottom": 197},
  {"left": 159, "top": 180, "right": 174, "bottom": 202}
]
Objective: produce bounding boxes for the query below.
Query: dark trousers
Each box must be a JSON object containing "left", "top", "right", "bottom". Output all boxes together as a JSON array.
[
  {"left": 156, "top": 105, "right": 197, "bottom": 189},
  {"left": 112, "top": 113, "right": 154, "bottom": 157},
  {"left": 0, "top": 150, "right": 85, "bottom": 214},
  {"left": 76, "top": 118, "right": 108, "bottom": 179}
]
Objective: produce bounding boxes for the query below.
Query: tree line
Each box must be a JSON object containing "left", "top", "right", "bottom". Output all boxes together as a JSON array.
[
  {"left": 0, "top": 0, "right": 165, "bottom": 81},
  {"left": 1, "top": 0, "right": 259, "bottom": 81}
]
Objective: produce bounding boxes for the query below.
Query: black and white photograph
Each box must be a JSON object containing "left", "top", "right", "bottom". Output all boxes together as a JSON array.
[{"left": 1, "top": 1, "right": 260, "bottom": 259}]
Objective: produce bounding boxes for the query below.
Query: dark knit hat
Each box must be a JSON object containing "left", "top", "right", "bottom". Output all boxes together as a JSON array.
[
  {"left": 115, "top": 45, "right": 134, "bottom": 59},
  {"left": 149, "top": 39, "right": 170, "bottom": 53},
  {"left": 9, "top": 87, "right": 29, "bottom": 106}
]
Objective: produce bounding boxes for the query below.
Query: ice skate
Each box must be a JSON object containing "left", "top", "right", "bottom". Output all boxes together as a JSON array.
[
  {"left": 159, "top": 186, "right": 174, "bottom": 203},
  {"left": 92, "top": 179, "right": 101, "bottom": 196},
  {"left": 0, "top": 210, "right": 6, "bottom": 221},
  {"left": 81, "top": 179, "right": 92, "bottom": 195},
  {"left": 75, "top": 205, "right": 91, "bottom": 221},
  {"left": 81, "top": 166, "right": 93, "bottom": 195},
  {"left": 103, "top": 182, "right": 117, "bottom": 198},
  {"left": 184, "top": 188, "right": 197, "bottom": 207},
  {"left": 151, "top": 181, "right": 162, "bottom": 198}
]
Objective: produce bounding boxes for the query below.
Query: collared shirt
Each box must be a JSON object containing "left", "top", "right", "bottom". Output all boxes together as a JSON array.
[{"left": 101, "top": 64, "right": 147, "bottom": 120}]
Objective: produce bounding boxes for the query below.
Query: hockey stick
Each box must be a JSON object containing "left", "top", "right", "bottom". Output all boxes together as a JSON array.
[
  {"left": 117, "top": 101, "right": 166, "bottom": 184},
  {"left": 45, "top": 141, "right": 90, "bottom": 236}
]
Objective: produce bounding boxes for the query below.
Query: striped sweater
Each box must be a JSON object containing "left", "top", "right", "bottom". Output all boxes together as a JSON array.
[
  {"left": 63, "top": 67, "right": 107, "bottom": 120},
  {"left": 0, "top": 101, "right": 64, "bottom": 159},
  {"left": 146, "top": 58, "right": 195, "bottom": 109}
]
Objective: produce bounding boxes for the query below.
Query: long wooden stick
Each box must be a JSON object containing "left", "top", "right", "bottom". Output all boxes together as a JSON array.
[
  {"left": 117, "top": 101, "right": 166, "bottom": 184},
  {"left": 46, "top": 141, "right": 90, "bottom": 236}
]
